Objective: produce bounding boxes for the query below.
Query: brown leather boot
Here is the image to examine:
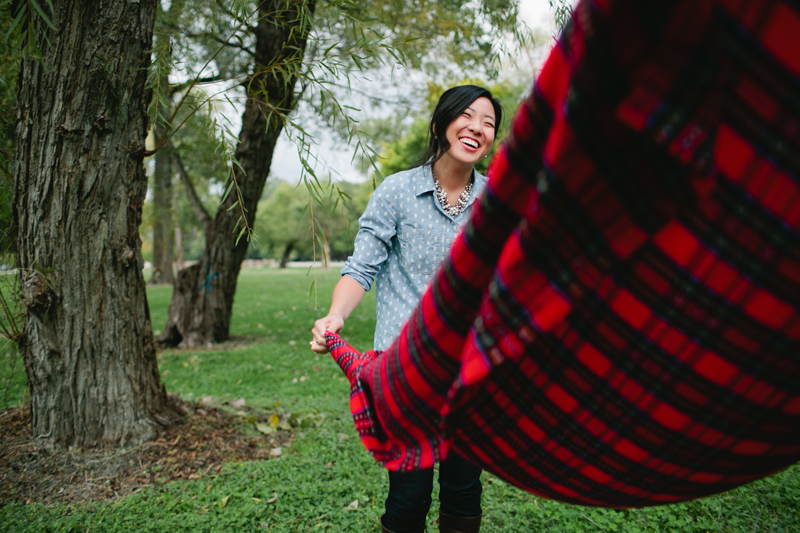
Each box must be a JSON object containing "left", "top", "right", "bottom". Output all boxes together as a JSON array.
[{"left": 438, "top": 512, "right": 482, "bottom": 533}]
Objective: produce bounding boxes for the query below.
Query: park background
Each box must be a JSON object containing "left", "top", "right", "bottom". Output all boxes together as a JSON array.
[{"left": 0, "top": 0, "right": 798, "bottom": 531}]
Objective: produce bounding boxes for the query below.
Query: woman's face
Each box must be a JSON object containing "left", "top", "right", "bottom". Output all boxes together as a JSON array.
[{"left": 441, "top": 96, "right": 497, "bottom": 167}]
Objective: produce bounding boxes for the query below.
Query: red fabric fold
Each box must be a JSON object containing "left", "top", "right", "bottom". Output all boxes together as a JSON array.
[{"left": 329, "top": 0, "right": 800, "bottom": 508}]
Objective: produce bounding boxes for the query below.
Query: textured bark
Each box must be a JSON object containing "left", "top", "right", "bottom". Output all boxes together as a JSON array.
[
  {"left": 150, "top": 124, "right": 174, "bottom": 285},
  {"left": 14, "top": 0, "right": 180, "bottom": 449},
  {"left": 159, "top": 0, "right": 316, "bottom": 347}
]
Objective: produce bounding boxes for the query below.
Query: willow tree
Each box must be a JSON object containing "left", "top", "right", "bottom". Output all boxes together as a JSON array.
[
  {"left": 13, "top": 0, "right": 180, "bottom": 449},
  {"left": 157, "top": 0, "right": 526, "bottom": 347}
]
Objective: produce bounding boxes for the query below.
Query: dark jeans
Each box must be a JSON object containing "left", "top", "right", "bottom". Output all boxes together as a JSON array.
[{"left": 381, "top": 453, "right": 482, "bottom": 533}]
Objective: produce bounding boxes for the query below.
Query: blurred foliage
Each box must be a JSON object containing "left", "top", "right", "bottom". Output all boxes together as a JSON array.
[
  {"left": 0, "top": 9, "right": 19, "bottom": 255},
  {"left": 251, "top": 179, "right": 371, "bottom": 264},
  {"left": 142, "top": 107, "right": 229, "bottom": 264},
  {"left": 550, "top": 0, "right": 574, "bottom": 30}
]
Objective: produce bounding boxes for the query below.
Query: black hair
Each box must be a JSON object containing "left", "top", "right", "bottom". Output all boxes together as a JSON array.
[{"left": 422, "top": 85, "right": 503, "bottom": 167}]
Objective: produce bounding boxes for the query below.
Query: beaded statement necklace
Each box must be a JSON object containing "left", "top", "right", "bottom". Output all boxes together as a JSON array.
[{"left": 432, "top": 166, "right": 473, "bottom": 217}]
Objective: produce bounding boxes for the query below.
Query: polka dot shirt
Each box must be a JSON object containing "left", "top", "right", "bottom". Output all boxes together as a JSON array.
[{"left": 341, "top": 164, "right": 487, "bottom": 350}]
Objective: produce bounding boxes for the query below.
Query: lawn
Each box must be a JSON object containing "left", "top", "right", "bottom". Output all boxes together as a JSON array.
[{"left": 0, "top": 268, "right": 798, "bottom": 532}]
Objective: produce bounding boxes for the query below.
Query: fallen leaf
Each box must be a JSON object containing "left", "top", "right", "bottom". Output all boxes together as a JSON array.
[
  {"left": 346, "top": 500, "right": 359, "bottom": 510},
  {"left": 267, "top": 492, "right": 278, "bottom": 503},
  {"left": 252, "top": 497, "right": 262, "bottom": 502},
  {"left": 201, "top": 396, "right": 213, "bottom": 405},
  {"left": 325, "top": 462, "right": 333, "bottom": 469},
  {"left": 270, "top": 447, "right": 282, "bottom": 457},
  {"left": 269, "top": 414, "right": 281, "bottom": 428},
  {"left": 255, "top": 423, "right": 274, "bottom": 435},
  {"left": 232, "top": 398, "right": 246, "bottom": 408},
  {"left": 219, "top": 495, "right": 230, "bottom": 507}
]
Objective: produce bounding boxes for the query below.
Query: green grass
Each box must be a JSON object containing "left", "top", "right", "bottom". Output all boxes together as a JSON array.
[{"left": 1, "top": 268, "right": 799, "bottom": 532}]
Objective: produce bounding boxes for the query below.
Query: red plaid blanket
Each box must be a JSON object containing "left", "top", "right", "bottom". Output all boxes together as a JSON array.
[{"left": 327, "top": 0, "right": 800, "bottom": 507}]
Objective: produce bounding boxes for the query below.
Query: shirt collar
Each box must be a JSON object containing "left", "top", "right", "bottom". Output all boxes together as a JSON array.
[{"left": 414, "top": 164, "right": 436, "bottom": 197}]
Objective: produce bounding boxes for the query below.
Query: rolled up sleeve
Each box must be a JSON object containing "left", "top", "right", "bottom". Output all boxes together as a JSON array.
[{"left": 341, "top": 188, "right": 396, "bottom": 291}]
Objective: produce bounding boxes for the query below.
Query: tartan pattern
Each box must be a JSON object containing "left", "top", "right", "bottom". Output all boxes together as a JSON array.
[{"left": 327, "top": 0, "right": 800, "bottom": 507}]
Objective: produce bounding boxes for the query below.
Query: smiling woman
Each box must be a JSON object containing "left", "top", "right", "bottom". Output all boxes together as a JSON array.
[{"left": 310, "top": 86, "right": 503, "bottom": 533}]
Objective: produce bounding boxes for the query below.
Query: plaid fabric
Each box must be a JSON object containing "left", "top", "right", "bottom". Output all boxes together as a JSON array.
[{"left": 327, "top": 0, "right": 800, "bottom": 507}]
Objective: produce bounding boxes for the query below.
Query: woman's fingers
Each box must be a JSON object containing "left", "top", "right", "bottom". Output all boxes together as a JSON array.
[
  {"left": 310, "top": 338, "right": 329, "bottom": 354},
  {"left": 311, "top": 315, "right": 342, "bottom": 353}
]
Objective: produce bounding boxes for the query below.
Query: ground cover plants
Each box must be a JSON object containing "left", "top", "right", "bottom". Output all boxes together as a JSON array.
[{"left": 0, "top": 268, "right": 798, "bottom": 532}]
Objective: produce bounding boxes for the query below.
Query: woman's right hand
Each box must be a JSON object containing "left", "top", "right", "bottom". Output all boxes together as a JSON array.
[{"left": 310, "top": 313, "right": 345, "bottom": 354}]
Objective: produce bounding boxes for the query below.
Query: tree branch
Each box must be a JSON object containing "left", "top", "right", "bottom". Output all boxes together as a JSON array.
[
  {"left": 169, "top": 73, "right": 230, "bottom": 95},
  {"left": 183, "top": 31, "right": 256, "bottom": 59},
  {"left": 171, "top": 148, "right": 213, "bottom": 235}
]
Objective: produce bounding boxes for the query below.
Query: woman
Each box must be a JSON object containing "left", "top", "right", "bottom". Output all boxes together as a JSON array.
[{"left": 311, "top": 85, "right": 502, "bottom": 533}]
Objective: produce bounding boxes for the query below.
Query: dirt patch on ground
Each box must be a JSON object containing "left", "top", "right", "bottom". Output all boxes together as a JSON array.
[{"left": 0, "top": 398, "right": 292, "bottom": 507}]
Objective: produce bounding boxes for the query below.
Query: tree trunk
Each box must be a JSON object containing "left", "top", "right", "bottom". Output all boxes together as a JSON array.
[
  {"left": 159, "top": 0, "right": 317, "bottom": 347},
  {"left": 14, "top": 0, "right": 180, "bottom": 449},
  {"left": 175, "top": 225, "right": 184, "bottom": 271},
  {"left": 148, "top": 2, "right": 184, "bottom": 285},
  {"left": 149, "top": 125, "right": 174, "bottom": 284},
  {"left": 279, "top": 242, "right": 295, "bottom": 269}
]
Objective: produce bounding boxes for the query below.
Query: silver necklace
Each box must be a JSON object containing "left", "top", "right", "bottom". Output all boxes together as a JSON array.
[{"left": 432, "top": 166, "right": 473, "bottom": 217}]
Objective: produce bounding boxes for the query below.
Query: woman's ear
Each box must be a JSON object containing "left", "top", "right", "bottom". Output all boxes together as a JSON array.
[{"left": 432, "top": 124, "right": 437, "bottom": 140}]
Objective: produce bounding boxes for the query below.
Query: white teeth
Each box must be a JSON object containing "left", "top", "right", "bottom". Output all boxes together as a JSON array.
[{"left": 460, "top": 138, "right": 478, "bottom": 148}]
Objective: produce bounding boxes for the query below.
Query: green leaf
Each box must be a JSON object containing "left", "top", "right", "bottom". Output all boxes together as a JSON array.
[
  {"left": 220, "top": 180, "right": 235, "bottom": 204},
  {"left": 235, "top": 225, "right": 248, "bottom": 245}
]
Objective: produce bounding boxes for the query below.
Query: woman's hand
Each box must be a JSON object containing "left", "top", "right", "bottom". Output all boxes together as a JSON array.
[
  {"left": 310, "top": 313, "right": 345, "bottom": 354},
  {"left": 310, "top": 276, "right": 366, "bottom": 354}
]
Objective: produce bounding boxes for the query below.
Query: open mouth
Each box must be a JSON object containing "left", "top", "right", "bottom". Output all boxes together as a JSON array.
[{"left": 459, "top": 137, "right": 479, "bottom": 149}]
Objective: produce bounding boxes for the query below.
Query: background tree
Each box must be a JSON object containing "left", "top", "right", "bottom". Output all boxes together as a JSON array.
[
  {"left": 253, "top": 179, "right": 364, "bottom": 266},
  {"left": 141, "top": 100, "right": 228, "bottom": 270},
  {"left": 148, "top": 0, "right": 187, "bottom": 285},
  {"left": 157, "top": 0, "right": 319, "bottom": 347},
  {"left": 0, "top": 10, "right": 18, "bottom": 255},
  {"left": 156, "top": 0, "right": 527, "bottom": 348},
  {"left": 12, "top": 0, "right": 180, "bottom": 449}
]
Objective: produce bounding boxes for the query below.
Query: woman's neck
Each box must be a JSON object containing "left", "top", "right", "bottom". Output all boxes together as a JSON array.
[{"left": 432, "top": 155, "right": 473, "bottom": 191}]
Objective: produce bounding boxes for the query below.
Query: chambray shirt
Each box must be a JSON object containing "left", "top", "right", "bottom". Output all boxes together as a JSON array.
[{"left": 342, "top": 165, "right": 487, "bottom": 350}]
